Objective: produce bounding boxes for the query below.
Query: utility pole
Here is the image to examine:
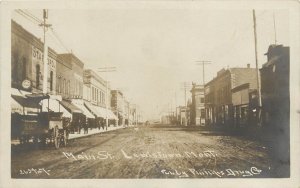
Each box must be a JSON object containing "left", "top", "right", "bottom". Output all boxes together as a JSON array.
[
  {"left": 40, "top": 9, "right": 51, "bottom": 94},
  {"left": 175, "top": 91, "right": 177, "bottom": 125},
  {"left": 273, "top": 12, "right": 277, "bottom": 45},
  {"left": 181, "top": 82, "right": 191, "bottom": 126},
  {"left": 97, "top": 66, "right": 116, "bottom": 130},
  {"left": 252, "top": 9, "right": 262, "bottom": 126},
  {"left": 196, "top": 60, "right": 211, "bottom": 125}
]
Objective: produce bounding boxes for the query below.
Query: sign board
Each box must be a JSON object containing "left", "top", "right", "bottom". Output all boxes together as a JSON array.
[{"left": 22, "top": 79, "right": 31, "bottom": 89}]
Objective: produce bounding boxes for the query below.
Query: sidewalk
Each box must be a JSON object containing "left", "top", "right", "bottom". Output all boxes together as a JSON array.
[
  {"left": 68, "top": 125, "right": 130, "bottom": 140},
  {"left": 11, "top": 125, "right": 135, "bottom": 145}
]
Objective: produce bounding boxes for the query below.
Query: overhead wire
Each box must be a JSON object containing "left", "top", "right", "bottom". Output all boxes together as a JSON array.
[{"left": 18, "top": 9, "right": 43, "bottom": 24}]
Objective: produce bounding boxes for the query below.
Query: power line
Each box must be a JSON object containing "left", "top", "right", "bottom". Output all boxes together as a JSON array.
[
  {"left": 15, "top": 10, "right": 41, "bottom": 25},
  {"left": 49, "top": 27, "right": 71, "bottom": 53},
  {"left": 20, "top": 10, "right": 43, "bottom": 24},
  {"left": 15, "top": 10, "right": 71, "bottom": 54}
]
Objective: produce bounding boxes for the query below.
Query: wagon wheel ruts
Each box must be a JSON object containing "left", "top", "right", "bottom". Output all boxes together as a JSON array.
[{"left": 53, "top": 125, "right": 60, "bottom": 149}]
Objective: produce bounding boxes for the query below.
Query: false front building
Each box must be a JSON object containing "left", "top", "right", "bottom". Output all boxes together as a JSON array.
[{"left": 205, "top": 65, "right": 257, "bottom": 127}]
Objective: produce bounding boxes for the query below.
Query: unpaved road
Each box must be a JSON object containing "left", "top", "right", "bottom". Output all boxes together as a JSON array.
[{"left": 11, "top": 124, "right": 276, "bottom": 179}]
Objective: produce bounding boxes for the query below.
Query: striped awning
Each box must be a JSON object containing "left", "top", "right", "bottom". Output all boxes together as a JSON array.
[
  {"left": 60, "top": 100, "right": 82, "bottom": 114},
  {"left": 84, "top": 102, "right": 118, "bottom": 120},
  {"left": 72, "top": 100, "right": 95, "bottom": 119},
  {"left": 41, "top": 98, "right": 72, "bottom": 118}
]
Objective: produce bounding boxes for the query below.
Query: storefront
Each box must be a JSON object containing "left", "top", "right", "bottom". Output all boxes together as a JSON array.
[
  {"left": 59, "top": 99, "right": 84, "bottom": 133},
  {"left": 84, "top": 102, "right": 118, "bottom": 128},
  {"left": 72, "top": 99, "right": 95, "bottom": 132}
]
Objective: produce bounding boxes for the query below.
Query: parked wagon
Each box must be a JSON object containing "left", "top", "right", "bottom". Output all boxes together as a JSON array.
[{"left": 13, "top": 93, "right": 68, "bottom": 149}]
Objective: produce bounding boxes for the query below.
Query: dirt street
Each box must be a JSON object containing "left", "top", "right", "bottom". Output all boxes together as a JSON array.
[{"left": 11, "top": 124, "right": 274, "bottom": 179}]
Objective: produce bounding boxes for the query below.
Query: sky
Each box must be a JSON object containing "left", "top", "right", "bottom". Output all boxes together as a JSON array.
[{"left": 12, "top": 8, "right": 289, "bottom": 120}]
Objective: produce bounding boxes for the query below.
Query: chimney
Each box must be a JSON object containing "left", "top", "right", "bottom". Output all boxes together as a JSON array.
[{"left": 247, "top": 64, "right": 250, "bottom": 68}]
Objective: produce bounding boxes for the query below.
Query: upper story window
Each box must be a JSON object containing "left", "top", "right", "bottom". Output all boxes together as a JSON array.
[
  {"left": 36, "top": 64, "right": 40, "bottom": 88},
  {"left": 50, "top": 71, "right": 53, "bottom": 91}
]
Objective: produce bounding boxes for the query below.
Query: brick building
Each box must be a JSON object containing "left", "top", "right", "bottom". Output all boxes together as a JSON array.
[
  {"left": 11, "top": 20, "right": 57, "bottom": 94},
  {"left": 231, "top": 83, "right": 258, "bottom": 128},
  {"left": 83, "top": 69, "right": 117, "bottom": 127},
  {"left": 111, "top": 90, "right": 124, "bottom": 126},
  {"left": 83, "top": 69, "right": 110, "bottom": 108},
  {"left": 56, "top": 53, "right": 84, "bottom": 99},
  {"left": 205, "top": 65, "right": 257, "bottom": 127}
]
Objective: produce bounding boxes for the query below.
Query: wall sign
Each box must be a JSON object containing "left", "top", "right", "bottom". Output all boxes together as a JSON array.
[{"left": 22, "top": 79, "right": 31, "bottom": 89}]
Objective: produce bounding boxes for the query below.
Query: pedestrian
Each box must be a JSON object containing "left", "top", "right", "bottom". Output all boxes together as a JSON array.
[
  {"left": 84, "top": 120, "right": 88, "bottom": 134},
  {"left": 78, "top": 118, "right": 81, "bottom": 134}
]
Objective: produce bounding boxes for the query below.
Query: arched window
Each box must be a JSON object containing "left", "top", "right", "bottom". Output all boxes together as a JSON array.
[
  {"left": 36, "top": 64, "right": 40, "bottom": 88},
  {"left": 50, "top": 71, "right": 53, "bottom": 91}
]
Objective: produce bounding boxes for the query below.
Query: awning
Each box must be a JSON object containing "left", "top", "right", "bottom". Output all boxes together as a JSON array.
[
  {"left": 84, "top": 102, "right": 106, "bottom": 118},
  {"left": 11, "top": 88, "right": 40, "bottom": 114},
  {"left": 41, "top": 98, "right": 72, "bottom": 118},
  {"left": 107, "top": 109, "right": 118, "bottom": 120},
  {"left": 84, "top": 102, "right": 118, "bottom": 120},
  {"left": 72, "top": 100, "right": 95, "bottom": 119},
  {"left": 11, "top": 95, "right": 41, "bottom": 109},
  {"left": 11, "top": 96, "right": 24, "bottom": 114},
  {"left": 60, "top": 100, "right": 82, "bottom": 114},
  {"left": 11, "top": 88, "right": 23, "bottom": 96}
]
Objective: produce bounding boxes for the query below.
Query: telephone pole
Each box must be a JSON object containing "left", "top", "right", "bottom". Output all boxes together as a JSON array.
[
  {"left": 196, "top": 60, "right": 211, "bottom": 124},
  {"left": 98, "top": 66, "right": 116, "bottom": 130},
  {"left": 40, "top": 9, "right": 51, "bottom": 94},
  {"left": 181, "top": 82, "right": 191, "bottom": 126},
  {"left": 196, "top": 60, "right": 211, "bottom": 88},
  {"left": 273, "top": 12, "right": 277, "bottom": 45},
  {"left": 252, "top": 9, "right": 262, "bottom": 126}
]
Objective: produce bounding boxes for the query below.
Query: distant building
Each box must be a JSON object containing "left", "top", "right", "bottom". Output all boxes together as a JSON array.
[
  {"left": 231, "top": 83, "right": 257, "bottom": 128},
  {"left": 161, "top": 114, "right": 171, "bottom": 124},
  {"left": 205, "top": 65, "right": 258, "bottom": 127},
  {"left": 178, "top": 106, "right": 188, "bottom": 126},
  {"left": 190, "top": 84, "right": 205, "bottom": 126},
  {"left": 111, "top": 90, "right": 124, "bottom": 126},
  {"left": 123, "top": 100, "right": 130, "bottom": 125},
  {"left": 83, "top": 69, "right": 117, "bottom": 127},
  {"left": 83, "top": 69, "right": 109, "bottom": 108}
]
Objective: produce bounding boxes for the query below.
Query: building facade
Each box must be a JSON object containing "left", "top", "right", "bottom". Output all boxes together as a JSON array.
[
  {"left": 231, "top": 83, "right": 258, "bottom": 128},
  {"left": 205, "top": 65, "right": 258, "bottom": 127},
  {"left": 11, "top": 20, "right": 57, "bottom": 94},
  {"left": 83, "top": 69, "right": 110, "bottom": 108},
  {"left": 111, "top": 90, "right": 124, "bottom": 125},
  {"left": 190, "top": 83, "right": 205, "bottom": 126},
  {"left": 56, "top": 53, "right": 84, "bottom": 99}
]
